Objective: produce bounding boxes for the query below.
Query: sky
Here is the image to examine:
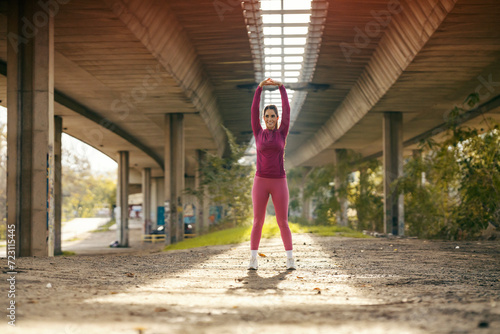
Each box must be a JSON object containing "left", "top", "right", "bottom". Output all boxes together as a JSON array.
[{"left": 0, "top": 106, "right": 118, "bottom": 174}]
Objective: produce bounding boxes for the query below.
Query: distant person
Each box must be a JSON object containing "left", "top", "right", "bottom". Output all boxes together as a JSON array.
[{"left": 248, "top": 78, "right": 295, "bottom": 270}]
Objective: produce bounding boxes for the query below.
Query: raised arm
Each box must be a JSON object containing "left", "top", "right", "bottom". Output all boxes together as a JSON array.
[
  {"left": 251, "top": 86, "right": 263, "bottom": 136},
  {"left": 279, "top": 84, "right": 290, "bottom": 136}
]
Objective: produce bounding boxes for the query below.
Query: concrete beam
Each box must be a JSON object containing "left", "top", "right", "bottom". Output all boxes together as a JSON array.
[
  {"left": 103, "top": 0, "right": 226, "bottom": 157},
  {"left": 54, "top": 91, "right": 164, "bottom": 170},
  {"left": 7, "top": 0, "right": 55, "bottom": 257},
  {"left": 383, "top": 113, "right": 404, "bottom": 235},
  {"left": 287, "top": 0, "right": 458, "bottom": 168},
  {"left": 359, "top": 94, "right": 500, "bottom": 163},
  {"left": 0, "top": 60, "right": 164, "bottom": 171}
]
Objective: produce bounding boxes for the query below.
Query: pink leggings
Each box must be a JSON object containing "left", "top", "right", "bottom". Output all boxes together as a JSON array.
[{"left": 250, "top": 175, "right": 293, "bottom": 251}]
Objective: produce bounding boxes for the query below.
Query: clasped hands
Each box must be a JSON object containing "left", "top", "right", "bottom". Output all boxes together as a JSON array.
[{"left": 259, "top": 78, "right": 283, "bottom": 88}]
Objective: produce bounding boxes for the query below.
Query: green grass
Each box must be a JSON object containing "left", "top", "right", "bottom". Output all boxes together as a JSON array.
[
  {"left": 163, "top": 216, "right": 370, "bottom": 251},
  {"left": 293, "top": 224, "right": 371, "bottom": 238},
  {"left": 92, "top": 219, "right": 116, "bottom": 232},
  {"left": 56, "top": 251, "right": 76, "bottom": 256}
]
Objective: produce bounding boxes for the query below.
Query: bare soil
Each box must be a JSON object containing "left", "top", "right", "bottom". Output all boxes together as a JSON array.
[{"left": 1, "top": 231, "right": 499, "bottom": 334}]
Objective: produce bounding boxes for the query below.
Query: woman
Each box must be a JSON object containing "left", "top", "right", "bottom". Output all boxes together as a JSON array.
[{"left": 248, "top": 78, "right": 295, "bottom": 270}]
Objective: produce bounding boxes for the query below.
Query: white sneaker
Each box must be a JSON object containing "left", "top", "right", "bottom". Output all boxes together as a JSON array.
[
  {"left": 286, "top": 258, "right": 296, "bottom": 270},
  {"left": 248, "top": 256, "right": 258, "bottom": 270}
]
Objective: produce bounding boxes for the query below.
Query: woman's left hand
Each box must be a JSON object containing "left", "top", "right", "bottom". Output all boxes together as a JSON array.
[{"left": 269, "top": 79, "right": 283, "bottom": 87}]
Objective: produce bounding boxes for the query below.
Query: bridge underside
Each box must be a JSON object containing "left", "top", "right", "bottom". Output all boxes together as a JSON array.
[
  {"left": 0, "top": 0, "right": 499, "bottom": 256},
  {"left": 285, "top": 0, "right": 500, "bottom": 167}
]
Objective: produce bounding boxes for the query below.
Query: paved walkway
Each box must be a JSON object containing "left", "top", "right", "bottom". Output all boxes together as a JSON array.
[{"left": 62, "top": 218, "right": 163, "bottom": 255}]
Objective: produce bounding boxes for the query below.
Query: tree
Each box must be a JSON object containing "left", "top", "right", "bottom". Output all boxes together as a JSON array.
[
  {"left": 397, "top": 93, "right": 500, "bottom": 239},
  {"left": 62, "top": 141, "right": 116, "bottom": 221},
  {"left": 186, "top": 127, "right": 254, "bottom": 227}
]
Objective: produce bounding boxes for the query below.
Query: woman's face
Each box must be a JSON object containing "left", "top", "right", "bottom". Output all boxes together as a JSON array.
[{"left": 264, "top": 109, "right": 278, "bottom": 130}]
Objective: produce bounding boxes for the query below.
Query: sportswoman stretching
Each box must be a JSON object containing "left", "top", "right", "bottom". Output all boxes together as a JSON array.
[{"left": 248, "top": 78, "right": 295, "bottom": 270}]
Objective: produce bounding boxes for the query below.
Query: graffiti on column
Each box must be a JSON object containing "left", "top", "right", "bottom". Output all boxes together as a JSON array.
[
  {"left": 47, "top": 148, "right": 55, "bottom": 256},
  {"left": 177, "top": 197, "right": 183, "bottom": 234},
  {"left": 164, "top": 200, "right": 170, "bottom": 240}
]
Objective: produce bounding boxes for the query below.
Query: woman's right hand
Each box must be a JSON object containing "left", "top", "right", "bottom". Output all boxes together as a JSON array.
[{"left": 259, "top": 78, "right": 273, "bottom": 87}]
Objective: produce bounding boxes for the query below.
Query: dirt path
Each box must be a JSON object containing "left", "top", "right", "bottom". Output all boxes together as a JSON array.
[{"left": 1, "top": 234, "right": 499, "bottom": 334}]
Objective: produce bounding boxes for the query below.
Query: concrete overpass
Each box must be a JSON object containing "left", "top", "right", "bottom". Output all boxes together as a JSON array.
[{"left": 0, "top": 0, "right": 499, "bottom": 256}]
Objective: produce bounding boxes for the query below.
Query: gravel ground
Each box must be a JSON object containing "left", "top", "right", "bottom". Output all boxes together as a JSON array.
[{"left": 1, "top": 232, "right": 499, "bottom": 334}]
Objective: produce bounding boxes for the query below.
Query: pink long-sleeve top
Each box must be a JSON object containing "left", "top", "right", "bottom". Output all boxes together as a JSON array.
[{"left": 251, "top": 85, "right": 290, "bottom": 178}]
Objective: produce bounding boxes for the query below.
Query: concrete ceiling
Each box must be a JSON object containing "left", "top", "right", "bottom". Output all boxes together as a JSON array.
[
  {"left": 0, "top": 0, "right": 499, "bottom": 177},
  {"left": 285, "top": 0, "right": 500, "bottom": 167}
]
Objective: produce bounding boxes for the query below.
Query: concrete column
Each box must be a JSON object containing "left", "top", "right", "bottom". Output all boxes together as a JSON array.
[
  {"left": 150, "top": 177, "right": 158, "bottom": 229},
  {"left": 383, "top": 112, "right": 404, "bottom": 235},
  {"left": 333, "top": 149, "right": 348, "bottom": 227},
  {"left": 54, "top": 116, "right": 62, "bottom": 255},
  {"left": 196, "top": 149, "right": 210, "bottom": 235},
  {"left": 203, "top": 190, "right": 210, "bottom": 232},
  {"left": 194, "top": 158, "right": 201, "bottom": 235},
  {"left": 171, "top": 114, "right": 185, "bottom": 242},
  {"left": 142, "top": 168, "right": 151, "bottom": 234},
  {"left": 117, "top": 151, "right": 129, "bottom": 246},
  {"left": 300, "top": 167, "right": 312, "bottom": 221},
  {"left": 413, "top": 149, "right": 426, "bottom": 186},
  {"left": 7, "top": 0, "right": 55, "bottom": 257},
  {"left": 302, "top": 196, "right": 311, "bottom": 221},
  {"left": 164, "top": 115, "right": 172, "bottom": 245},
  {"left": 164, "top": 113, "right": 185, "bottom": 243},
  {"left": 156, "top": 177, "right": 164, "bottom": 229}
]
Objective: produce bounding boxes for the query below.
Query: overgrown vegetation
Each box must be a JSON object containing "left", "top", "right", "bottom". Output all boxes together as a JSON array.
[
  {"left": 92, "top": 219, "right": 116, "bottom": 233},
  {"left": 397, "top": 94, "right": 500, "bottom": 239},
  {"left": 62, "top": 144, "right": 116, "bottom": 222},
  {"left": 288, "top": 93, "right": 499, "bottom": 240},
  {"left": 186, "top": 127, "right": 254, "bottom": 228},
  {"left": 287, "top": 152, "right": 384, "bottom": 231}
]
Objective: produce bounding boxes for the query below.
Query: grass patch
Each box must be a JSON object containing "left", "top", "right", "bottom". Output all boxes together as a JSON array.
[
  {"left": 164, "top": 216, "right": 370, "bottom": 251},
  {"left": 92, "top": 219, "right": 116, "bottom": 233},
  {"left": 56, "top": 251, "right": 76, "bottom": 256},
  {"left": 164, "top": 225, "right": 251, "bottom": 251},
  {"left": 291, "top": 224, "right": 371, "bottom": 238}
]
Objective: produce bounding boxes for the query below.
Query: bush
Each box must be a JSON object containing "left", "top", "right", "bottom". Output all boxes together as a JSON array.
[{"left": 397, "top": 94, "right": 500, "bottom": 239}]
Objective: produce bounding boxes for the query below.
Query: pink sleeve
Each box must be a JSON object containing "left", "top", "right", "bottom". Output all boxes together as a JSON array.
[
  {"left": 251, "top": 86, "right": 263, "bottom": 136},
  {"left": 279, "top": 85, "right": 290, "bottom": 136}
]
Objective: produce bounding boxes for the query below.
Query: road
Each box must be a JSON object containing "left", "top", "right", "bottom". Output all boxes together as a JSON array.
[{"left": 0, "top": 217, "right": 113, "bottom": 258}]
